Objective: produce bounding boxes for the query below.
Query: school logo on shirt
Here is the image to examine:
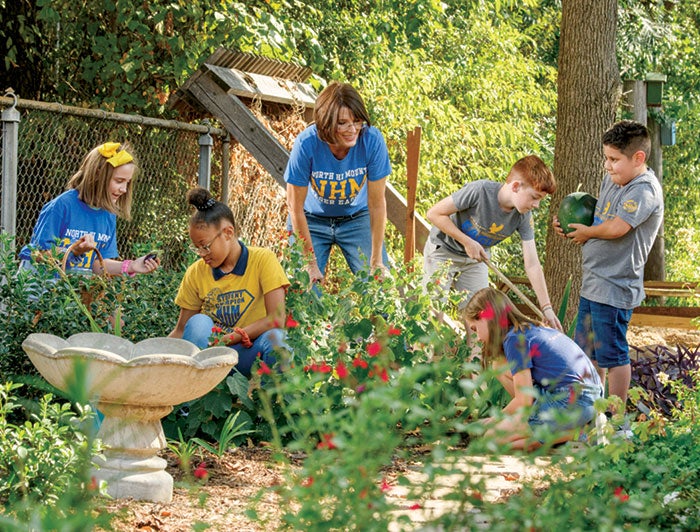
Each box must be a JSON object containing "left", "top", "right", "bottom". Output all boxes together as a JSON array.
[
  {"left": 622, "top": 199, "right": 638, "bottom": 213},
  {"left": 489, "top": 223, "right": 504, "bottom": 233},
  {"left": 460, "top": 218, "right": 505, "bottom": 247},
  {"left": 310, "top": 168, "right": 367, "bottom": 206},
  {"left": 203, "top": 288, "right": 254, "bottom": 328}
]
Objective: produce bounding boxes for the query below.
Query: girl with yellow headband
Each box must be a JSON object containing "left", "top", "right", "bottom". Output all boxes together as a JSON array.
[{"left": 19, "top": 142, "right": 159, "bottom": 276}]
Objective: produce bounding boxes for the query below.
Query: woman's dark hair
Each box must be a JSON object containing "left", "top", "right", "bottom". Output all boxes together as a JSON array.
[
  {"left": 314, "top": 81, "right": 371, "bottom": 144},
  {"left": 187, "top": 187, "right": 236, "bottom": 228}
]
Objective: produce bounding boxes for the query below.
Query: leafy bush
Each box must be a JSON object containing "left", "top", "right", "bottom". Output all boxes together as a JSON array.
[
  {"left": 630, "top": 343, "right": 700, "bottom": 416},
  {"left": 0, "top": 232, "right": 181, "bottom": 389},
  {"left": 0, "top": 382, "right": 110, "bottom": 530}
]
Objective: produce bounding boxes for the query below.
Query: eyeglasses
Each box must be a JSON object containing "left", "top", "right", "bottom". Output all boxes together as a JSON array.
[
  {"left": 188, "top": 230, "right": 223, "bottom": 255},
  {"left": 336, "top": 120, "right": 365, "bottom": 133}
]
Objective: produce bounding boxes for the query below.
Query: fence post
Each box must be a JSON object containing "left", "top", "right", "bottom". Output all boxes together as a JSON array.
[
  {"left": 1, "top": 90, "right": 20, "bottom": 245},
  {"left": 221, "top": 134, "right": 230, "bottom": 204},
  {"left": 198, "top": 119, "right": 213, "bottom": 190}
]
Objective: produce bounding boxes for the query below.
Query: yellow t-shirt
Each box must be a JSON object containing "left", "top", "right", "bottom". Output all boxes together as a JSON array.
[{"left": 175, "top": 243, "right": 289, "bottom": 331}]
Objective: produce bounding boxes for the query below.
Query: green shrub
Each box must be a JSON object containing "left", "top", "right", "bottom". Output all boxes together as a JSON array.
[{"left": 0, "top": 382, "right": 110, "bottom": 529}]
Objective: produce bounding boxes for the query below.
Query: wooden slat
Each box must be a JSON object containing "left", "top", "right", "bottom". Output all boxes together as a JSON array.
[
  {"left": 187, "top": 72, "right": 291, "bottom": 181},
  {"left": 500, "top": 277, "right": 699, "bottom": 299},
  {"left": 404, "top": 126, "right": 421, "bottom": 265},
  {"left": 205, "top": 64, "right": 316, "bottom": 108}
]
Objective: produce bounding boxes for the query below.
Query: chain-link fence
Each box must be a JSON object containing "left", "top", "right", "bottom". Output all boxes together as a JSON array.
[{"left": 0, "top": 96, "right": 304, "bottom": 270}]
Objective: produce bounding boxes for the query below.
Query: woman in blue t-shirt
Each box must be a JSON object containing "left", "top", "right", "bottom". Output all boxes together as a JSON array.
[
  {"left": 464, "top": 287, "right": 603, "bottom": 451},
  {"left": 284, "top": 81, "right": 391, "bottom": 285}
]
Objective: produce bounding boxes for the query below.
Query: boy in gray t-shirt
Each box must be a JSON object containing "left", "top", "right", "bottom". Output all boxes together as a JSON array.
[
  {"left": 555, "top": 120, "right": 664, "bottom": 421},
  {"left": 423, "top": 155, "right": 562, "bottom": 331}
]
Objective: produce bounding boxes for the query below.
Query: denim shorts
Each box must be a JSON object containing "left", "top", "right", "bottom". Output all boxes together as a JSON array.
[
  {"left": 289, "top": 210, "right": 390, "bottom": 275},
  {"left": 528, "top": 383, "right": 602, "bottom": 433},
  {"left": 575, "top": 296, "right": 633, "bottom": 369}
]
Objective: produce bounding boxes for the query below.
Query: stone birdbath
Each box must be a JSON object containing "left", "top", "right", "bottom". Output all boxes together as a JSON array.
[{"left": 22, "top": 332, "right": 237, "bottom": 503}]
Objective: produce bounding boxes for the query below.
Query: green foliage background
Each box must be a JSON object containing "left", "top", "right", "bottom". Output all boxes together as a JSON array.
[{"left": 1, "top": 0, "right": 698, "bottom": 280}]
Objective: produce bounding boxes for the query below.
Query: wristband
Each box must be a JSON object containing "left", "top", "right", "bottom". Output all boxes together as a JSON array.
[
  {"left": 541, "top": 304, "right": 553, "bottom": 312},
  {"left": 234, "top": 327, "right": 253, "bottom": 348},
  {"left": 121, "top": 259, "right": 136, "bottom": 277}
]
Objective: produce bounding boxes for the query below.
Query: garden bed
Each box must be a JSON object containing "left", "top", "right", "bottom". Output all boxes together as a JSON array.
[{"left": 100, "top": 325, "right": 699, "bottom": 531}]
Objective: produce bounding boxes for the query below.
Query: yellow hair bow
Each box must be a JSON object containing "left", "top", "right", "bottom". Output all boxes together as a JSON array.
[{"left": 98, "top": 142, "right": 134, "bottom": 168}]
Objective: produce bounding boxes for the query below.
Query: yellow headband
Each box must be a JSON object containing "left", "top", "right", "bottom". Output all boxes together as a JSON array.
[{"left": 98, "top": 142, "right": 134, "bottom": 168}]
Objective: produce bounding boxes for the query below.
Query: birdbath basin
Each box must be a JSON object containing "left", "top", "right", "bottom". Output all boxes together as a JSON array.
[{"left": 22, "top": 332, "right": 237, "bottom": 503}]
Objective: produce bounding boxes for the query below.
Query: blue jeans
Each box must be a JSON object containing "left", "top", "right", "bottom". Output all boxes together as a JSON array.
[
  {"left": 528, "top": 383, "right": 603, "bottom": 433},
  {"left": 182, "top": 314, "right": 286, "bottom": 378},
  {"left": 575, "top": 297, "right": 632, "bottom": 369},
  {"left": 293, "top": 210, "right": 390, "bottom": 276}
]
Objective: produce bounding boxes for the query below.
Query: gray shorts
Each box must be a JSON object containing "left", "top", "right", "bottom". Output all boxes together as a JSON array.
[{"left": 422, "top": 238, "right": 489, "bottom": 309}]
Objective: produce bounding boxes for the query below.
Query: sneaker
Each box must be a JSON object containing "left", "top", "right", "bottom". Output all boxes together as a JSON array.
[{"left": 614, "top": 428, "right": 634, "bottom": 440}]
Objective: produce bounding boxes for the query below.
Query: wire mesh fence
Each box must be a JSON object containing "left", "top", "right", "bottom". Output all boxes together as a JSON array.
[{"left": 0, "top": 96, "right": 301, "bottom": 270}]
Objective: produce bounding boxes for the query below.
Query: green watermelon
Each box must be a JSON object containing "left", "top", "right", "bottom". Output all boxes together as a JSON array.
[{"left": 558, "top": 192, "right": 597, "bottom": 234}]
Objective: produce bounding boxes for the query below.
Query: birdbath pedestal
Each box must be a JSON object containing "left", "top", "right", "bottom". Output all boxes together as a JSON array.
[{"left": 22, "top": 332, "right": 237, "bottom": 503}]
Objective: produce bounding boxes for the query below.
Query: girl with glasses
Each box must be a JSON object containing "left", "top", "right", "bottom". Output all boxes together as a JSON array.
[
  {"left": 169, "top": 187, "right": 290, "bottom": 378},
  {"left": 284, "top": 81, "right": 391, "bottom": 286}
]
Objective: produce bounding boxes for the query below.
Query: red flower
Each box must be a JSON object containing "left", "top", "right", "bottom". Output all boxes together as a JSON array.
[
  {"left": 367, "top": 341, "right": 381, "bottom": 357},
  {"left": 407, "top": 503, "right": 422, "bottom": 510},
  {"left": 211, "top": 326, "right": 223, "bottom": 334},
  {"left": 528, "top": 343, "right": 541, "bottom": 358},
  {"left": 499, "top": 307, "right": 510, "bottom": 328},
  {"left": 286, "top": 315, "right": 299, "bottom": 328},
  {"left": 257, "top": 361, "right": 272, "bottom": 375},
  {"left": 319, "top": 361, "right": 332, "bottom": 373},
  {"left": 380, "top": 478, "right": 392, "bottom": 492},
  {"left": 379, "top": 367, "right": 389, "bottom": 382},
  {"left": 479, "top": 303, "right": 495, "bottom": 320},
  {"left": 338, "top": 341, "right": 348, "bottom": 353},
  {"left": 193, "top": 463, "right": 208, "bottom": 480},
  {"left": 352, "top": 357, "right": 368, "bottom": 369},
  {"left": 387, "top": 326, "right": 401, "bottom": 336},
  {"left": 336, "top": 361, "right": 349, "bottom": 379},
  {"left": 614, "top": 486, "right": 629, "bottom": 502},
  {"left": 317, "top": 433, "right": 337, "bottom": 450},
  {"left": 302, "top": 476, "right": 314, "bottom": 487}
]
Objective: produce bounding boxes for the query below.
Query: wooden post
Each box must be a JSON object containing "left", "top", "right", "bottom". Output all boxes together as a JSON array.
[{"left": 404, "top": 127, "right": 421, "bottom": 267}]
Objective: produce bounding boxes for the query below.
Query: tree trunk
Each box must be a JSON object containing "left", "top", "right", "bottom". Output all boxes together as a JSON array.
[{"left": 545, "top": 0, "right": 620, "bottom": 327}]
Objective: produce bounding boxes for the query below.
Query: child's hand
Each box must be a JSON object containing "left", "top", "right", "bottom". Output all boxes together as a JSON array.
[
  {"left": 552, "top": 216, "right": 567, "bottom": 238},
  {"left": 72, "top": 234, "right": 96, "bottom": 255},
  {"left": 133, "top": 253, "right": 160, "bottom": 274},
  {"left": 543, "top": 308, "right": 563, "bottom": 331},
  {"left": 462, "top": 238, "right": 487, "bottom": 261},
  {"left": 564, "top": 224, "right": 591, "bottom": 244}
]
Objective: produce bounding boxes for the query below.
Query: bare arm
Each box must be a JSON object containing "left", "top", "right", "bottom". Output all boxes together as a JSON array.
[
  {"left": 521, "top": 240, "right": 562, "bottom": 331},
  {"left": 566, "top": 216, "right": 632, "bottom": 244},
  {"left": 169, "top": 308, "right": 200, "bottom": 338},
  {"left": 286, "top": 183, "right": 323, "bottom": 283},
  {"left": 501, "top": 368, "right": 535, "bottom": 415},
  {"left": 426, "top": 196, "right": 486, "bottom": 260},
  {"left": 367, "top": 177, "right": 388, "bottom": 272}
]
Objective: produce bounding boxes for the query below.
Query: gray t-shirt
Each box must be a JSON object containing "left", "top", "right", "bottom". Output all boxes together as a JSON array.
[
  {"left": 581, "top": 169, "right": 664, "bottom": 309},
  {"left": 429, "top": 180, "right": 535, "bottom": 256}
]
